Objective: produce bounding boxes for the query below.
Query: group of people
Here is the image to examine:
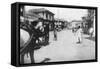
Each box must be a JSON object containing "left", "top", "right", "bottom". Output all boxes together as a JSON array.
[{"left": 72, "top": 23, "right": 95, "bottom": 44}]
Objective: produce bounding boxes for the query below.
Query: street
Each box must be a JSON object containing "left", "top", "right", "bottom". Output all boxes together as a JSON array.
[{"left": 24, "top": 29, "right": 95, "bottom": 63}]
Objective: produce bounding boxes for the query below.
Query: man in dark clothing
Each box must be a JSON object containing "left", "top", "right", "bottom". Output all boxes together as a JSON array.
[{"left": 53, "top": 22, "right": 57, "bottom": 41}]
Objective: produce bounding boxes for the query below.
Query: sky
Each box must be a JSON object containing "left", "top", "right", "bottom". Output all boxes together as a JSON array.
[{"left": 25, "top": 6, "right": 88, "bottom": 22}]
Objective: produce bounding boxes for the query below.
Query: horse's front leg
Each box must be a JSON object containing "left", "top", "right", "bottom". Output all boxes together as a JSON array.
[
  {"left": 29, "top": 50, "right": 35, "bottom": 63},
  {"left": 20, "top": 53, "right": 25, "bottom": 64}
]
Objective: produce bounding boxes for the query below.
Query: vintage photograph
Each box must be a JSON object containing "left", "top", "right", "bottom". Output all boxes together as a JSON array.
[{"left": 20, "top": 5, "right": 96, "bottom": 64}]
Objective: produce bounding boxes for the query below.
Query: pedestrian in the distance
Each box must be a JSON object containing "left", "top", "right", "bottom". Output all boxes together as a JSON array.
[
  {"left": 54, "top": 22, "right": 57, "bottom": 41},
  {"left": 89, "top": 27, "right": 94, "bottom": 37},
  {"left": 76, "top": 26, "right": 83, "bottom": 43}
]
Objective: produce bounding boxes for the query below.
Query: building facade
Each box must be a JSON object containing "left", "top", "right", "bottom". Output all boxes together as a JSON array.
[
  {"left": 82, "top": 9, "right": 95, "bottom": 34},
  {"left": 28, "top": 8, "right": 55, "bottom": 31}
]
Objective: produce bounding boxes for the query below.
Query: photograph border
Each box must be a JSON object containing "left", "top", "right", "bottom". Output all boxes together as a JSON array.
[{"left": 13, "top": 2, "right": 98, "bottom": 67}]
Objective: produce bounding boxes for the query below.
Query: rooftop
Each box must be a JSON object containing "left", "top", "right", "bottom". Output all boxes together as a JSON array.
[{"left": 28, "top": 8, "right": 55, "bottom": 15}]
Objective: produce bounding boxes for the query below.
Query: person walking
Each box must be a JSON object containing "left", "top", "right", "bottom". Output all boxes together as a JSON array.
[
  {"left": 76, "top": 26, "right": 83, "bottom": 43},
  {"left": 89, "top": 27, "right": 94, "bottom": 37},
  {"left": 53, "top": 22, "right": 57, "bottom": 41}
]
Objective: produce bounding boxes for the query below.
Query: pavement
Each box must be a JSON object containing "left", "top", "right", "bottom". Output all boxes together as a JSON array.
[{"left": 23, "top": 28, "right": 95, "bottom": 63}]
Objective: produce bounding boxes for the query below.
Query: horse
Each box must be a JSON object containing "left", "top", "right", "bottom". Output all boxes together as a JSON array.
[{"left": 20, "top": 23, "right": 49, "bottom": 64}]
